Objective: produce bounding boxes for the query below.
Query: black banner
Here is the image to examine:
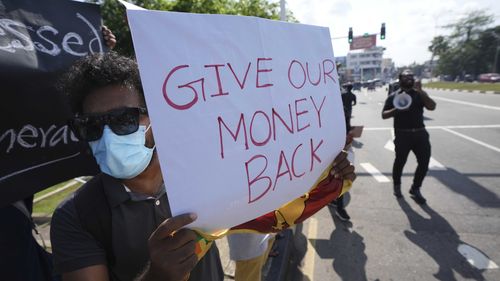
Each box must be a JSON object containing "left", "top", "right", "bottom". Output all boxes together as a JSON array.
[{"left": 0, "top": 0, "right": 103, "bottom": 207}]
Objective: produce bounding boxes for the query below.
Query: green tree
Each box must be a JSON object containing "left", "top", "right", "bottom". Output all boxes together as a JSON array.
[
  {"left": 96, "top": 0, "right": 297, "bottom": 57},
  {"left": 431, "top": 10, "right": 497, "bottom": 78},
  {"left": 476, "top": 26, "right": 500, "bottom": 73},
  {"left": 444, "top": 10, "right": 493, "bottom": 43},
  {"left": 428, "top": 35, "right": 449, "bottom": 75}
]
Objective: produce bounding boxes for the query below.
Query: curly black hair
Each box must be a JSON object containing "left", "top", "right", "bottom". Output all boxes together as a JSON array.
[{"left": 60, "top": 51, "right": 145, "bottom": 114}]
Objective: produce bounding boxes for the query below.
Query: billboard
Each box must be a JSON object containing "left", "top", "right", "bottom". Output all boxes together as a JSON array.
[{"left": 350, "top": 34, "right": 376, "bottom": 50}]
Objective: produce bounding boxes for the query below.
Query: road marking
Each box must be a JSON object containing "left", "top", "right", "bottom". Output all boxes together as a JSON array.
[
  {"left": 442, "top": 128, "right": 500, "bottom": 153},
  {"left": 74, "top": 177, "right": 88, "bottom": 184},
  {"left": 303, "top": 218, "right": 318, "bottom": 281},
  {"left": 439, "top": 124, "right": 500, "bottom": 129},
  {"left": 33, "top": 180, "right": 78, "bottom": 204},
  {"left": 429, "top": 157, "right": 446, "bottom": 170},
  {"left": 360, "top": 162, "right": 391, "bottom": 182},
  {"left": 384, "top": 139, "right": 446, "bottom": 170},
  {"left": 432, "top": 96, "right": 500, "bottom": 111},
  {"left": 458, "top": 244, "right": 499, "bottom": 270},
  {"left": 364, "top": 124, "right": 500, "bottom": 131},
  {"left": 33, "top": 177, "right": 88, "bottom": 204},
  {"left": 384, "top": 140, "right": 395, "bottom": 151}
]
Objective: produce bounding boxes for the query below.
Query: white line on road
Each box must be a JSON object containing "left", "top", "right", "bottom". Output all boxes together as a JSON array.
[
  {"left": 33, "top": 180, "right": 78, "bottom": 204},
  {"left": 360, "top": 162, "right": 391, "bottom": 183},
  {"left": 33, "top": 177, "right": 87, "bottom": 204},
  {"left": 383, "top": 140, "right": 446, "bottom": 170},
  {"left": 432, "top": 96, "right": 500, "bottom": 111},
  {"left": 440, "top": 124, "right": 500, "bottom": 129},
  {"left": 441, "top": 128, "right": 500, "bottom": 153},
  {"left": 429, "top": 157, "right": 446, "bottom": 170},
  {"left": 303, "top": 218, "right": 318, "bottom": 281},
  {"left": 384, "top": 140, "right": 395, "bottom": 151},
  {"left": 74, "top": 177, "right": 88, "bottom": 184},
  {"left": 364, "top": 124, "right": 500, "bottom": 131}
]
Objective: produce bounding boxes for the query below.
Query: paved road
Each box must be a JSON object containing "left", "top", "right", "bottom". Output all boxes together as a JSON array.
[{"left": 288, "top": 88, "right": 500, "bottom": 281}]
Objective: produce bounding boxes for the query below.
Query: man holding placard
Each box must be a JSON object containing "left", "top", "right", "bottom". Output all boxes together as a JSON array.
[{"left": 51, "top": 52, "right": 223, "bottom": 281}]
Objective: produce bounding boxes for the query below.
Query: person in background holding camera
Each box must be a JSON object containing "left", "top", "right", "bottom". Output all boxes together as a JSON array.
[{"left": 381, "top": 70, "right": 436, "bottom": 204}]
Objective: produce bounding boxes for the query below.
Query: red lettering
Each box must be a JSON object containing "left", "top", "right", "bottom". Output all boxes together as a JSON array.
[
  {"left": 271, "top": 105, "right": 294, "bottom": 141},
  {"left": 249, "top": 111, "right": 272, "bottom": 147},
  {"left": 273, "top": 150, "right": 292, "bottom": 190},
  {"left": 309, "top": 138, "right": 323, "bottom": 171},
  {"left": 295, "top": 98, "right": 311, "bottom": 132},
  {"left": 205, "top": 64, "right": 228, "bottom": 97},
  {"left": 306, "top": 62, "right": 321, "bottom": 86},
  {"left": 322, "top": 59, "right": 336, "bottom": 84},
  {"left": 162, "top": 65, "right": 199, "bottom": 110},
  {"left": 310, "top": 95, "right": 327, "bottom": 128},
  {"left": 256, "top": 58, "right": 273, "bottom": 88},
  {"left": 245, "top": 154, "right": 272, "bottom": 203},
  {"left": 291, "top": 143, "right": 305, "bottom": 177},
  {"left": 288, "top": 60, "right": 306, "bottom": 89},
  {"left": 228, "top": 62, "right": 251, "bottom": 90},
  {"left": 218, "top": 114, "right": 249, "bottom": 159},
  {"left": 178, "top": 78, "right": 206, "bottom": 102}
]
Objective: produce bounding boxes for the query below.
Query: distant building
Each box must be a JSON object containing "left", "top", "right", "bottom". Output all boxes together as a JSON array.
[
  {"left": 346, "top": 46, "right": 386, "bottom": 82},
  {"left": 381, "top": 58, "right": 396, "bottom": 82},
  {"left": 335, "top": 56, "right": 347, "bottom": 83}
]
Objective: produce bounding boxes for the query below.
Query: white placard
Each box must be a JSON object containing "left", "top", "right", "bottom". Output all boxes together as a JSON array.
[{"left": 127, "top": 9, "right": 345, "bottom": 234}]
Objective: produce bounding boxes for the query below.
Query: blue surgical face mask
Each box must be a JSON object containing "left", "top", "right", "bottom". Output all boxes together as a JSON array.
[{"left": 89, "top": 124, "right": 155, "bottom": 179}]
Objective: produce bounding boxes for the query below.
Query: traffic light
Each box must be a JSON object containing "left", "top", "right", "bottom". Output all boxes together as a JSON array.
[
  {"left": 380, "top": 23, "right": 386, "bottom": 40},
  {"left": 348, "top": 27, "right": 353, "bottom": 43}
]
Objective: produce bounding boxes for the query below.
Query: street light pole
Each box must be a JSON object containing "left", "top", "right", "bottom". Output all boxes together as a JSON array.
[{"left": 280, "top": 0, "right": 286, "bottom": 21}]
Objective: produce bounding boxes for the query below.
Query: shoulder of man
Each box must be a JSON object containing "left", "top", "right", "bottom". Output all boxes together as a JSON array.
[
  {"left": 73, "top": 174, "right": 115, "bottom": 261},
  {"left": 50, "top": 174, "right": 112, "bottom": 274}
]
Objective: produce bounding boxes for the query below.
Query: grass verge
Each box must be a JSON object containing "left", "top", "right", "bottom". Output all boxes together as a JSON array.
[
  {"left": 424, "top": 82, "right": 500, "bottom": 92},
  {"left": 33, "top": 180, "right": 84, "bottom": 216}
]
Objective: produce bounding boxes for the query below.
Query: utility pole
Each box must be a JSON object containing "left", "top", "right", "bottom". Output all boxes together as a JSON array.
[{"left": 280, "top": 0, "right": 286, "bottom": 21}]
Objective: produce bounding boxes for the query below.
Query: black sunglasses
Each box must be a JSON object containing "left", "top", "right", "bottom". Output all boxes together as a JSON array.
[{"left": 69, "top": 107, "right": 148, "bottom": 142}]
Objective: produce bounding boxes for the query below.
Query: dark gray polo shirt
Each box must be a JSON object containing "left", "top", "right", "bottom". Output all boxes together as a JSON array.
[{"left": 50, "top": 174, "right": 223, "bottom": 281}]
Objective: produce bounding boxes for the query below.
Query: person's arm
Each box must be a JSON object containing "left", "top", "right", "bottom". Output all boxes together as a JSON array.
[
  {"left": 414, "top": 81, "right": 436, "bottom": 111},
  {"left": 382, "top": 107, "right": 398, "bottom": 119},
  {"left": 418, "top": 90, "right": 436, "bottom": 111},
  {"left": 352, "top": 93, "right": 357, "bottom": 106},
  {"left": 381, "top": 94, "right": 397, "bottom": 119},
  {"left": 62, "top": 265, "right": 109, "bottom": 281}
]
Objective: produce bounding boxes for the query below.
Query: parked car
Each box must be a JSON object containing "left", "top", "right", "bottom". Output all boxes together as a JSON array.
[
  {"left": 478, "top": 73, "right": 500, "bottom": 83},
  {"left": 442, "top": 74, "right": 454, "bottom": 81},
  {"left": 464, "top": 74, "right": 475, "bottom": 82}
]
